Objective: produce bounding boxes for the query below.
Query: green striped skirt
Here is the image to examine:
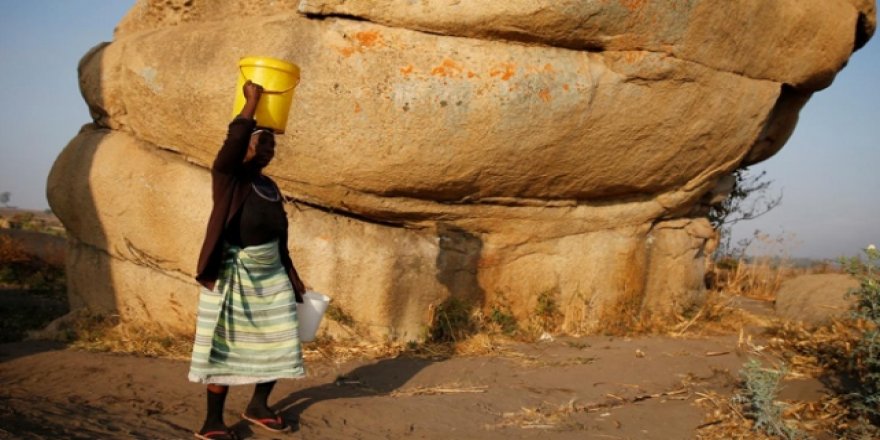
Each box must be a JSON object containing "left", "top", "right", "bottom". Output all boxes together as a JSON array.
[{"left": 188, "top": 240, "right": 305, "bottom": 385}]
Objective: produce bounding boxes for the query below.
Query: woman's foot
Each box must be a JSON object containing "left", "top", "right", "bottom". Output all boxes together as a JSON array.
[
  {"left": 194, "top": 428, "right": 238, "bottom": 440},
  {"left": 198, "top": 385, "right": 232, "bottom": 439},
  {"left": 241, "top": 407, "right": 290, "bottom": 433},
  {"left": 244, "top": 380, "right": 290, "bottom": 432}
]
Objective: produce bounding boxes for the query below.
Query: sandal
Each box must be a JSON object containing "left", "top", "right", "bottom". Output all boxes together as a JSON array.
[
  {"left": 193, "top": 429, "right": 238, "bottom": 440},
  {"left": 241, "top": 412, "right": 291, "bottom": 433}
]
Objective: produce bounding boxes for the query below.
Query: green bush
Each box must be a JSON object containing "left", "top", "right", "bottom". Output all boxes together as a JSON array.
[
  {"left": 842, "top": 245, "right": 880, "bottom": 419},
  {"left": 488, "top": 305, "right": 518, "bottom": 336},
  {"left": 534, "top": 289, "right": 562, "bottom": 331}
]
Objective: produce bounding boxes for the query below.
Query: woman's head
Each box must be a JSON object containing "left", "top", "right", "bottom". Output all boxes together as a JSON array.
[{"left": 244, "top": 127, "right": 275, "bottom": 169}]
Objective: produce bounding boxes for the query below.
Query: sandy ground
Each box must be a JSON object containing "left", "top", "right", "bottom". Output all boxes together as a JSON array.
[{"left": 0, "top": 331, "right": 822, "bottom": 440}]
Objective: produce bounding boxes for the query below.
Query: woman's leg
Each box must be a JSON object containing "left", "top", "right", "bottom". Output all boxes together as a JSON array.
[
  {"left": 199, "top": 384, "right": 230, "bottom": 434},
  {"left": 243, "top": 380, "right": 289, "bottom": 431},
  {"left": 246, "top": 380, "right": 277, "bottom": 419}
]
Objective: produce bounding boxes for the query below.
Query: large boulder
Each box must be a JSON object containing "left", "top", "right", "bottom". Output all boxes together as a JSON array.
[
  {"left": 49, "top": 0, "right": 875, "bottom": 340},
  {"left": 82, "top": 14, "right": 781, "bottom": 210},
  {"left": 775, "top": 274, "right": 860, "bottom": 326}
]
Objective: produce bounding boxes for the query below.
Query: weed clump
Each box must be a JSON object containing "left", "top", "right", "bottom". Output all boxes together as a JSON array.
[
  {"left": 488, "top": 304, "right": 518, "bottom": 336},
  {"left": 733, "top": 359, "right": 802, "bottom": 439},
  {"left": 534, "top": 289, "right": 560, "bottom": 326},
  {"left": 428, "top": 297, "right": 477, "bottom": 343},
  {"left": 325, "top": 303, "right": 356, "bottom": 327}
]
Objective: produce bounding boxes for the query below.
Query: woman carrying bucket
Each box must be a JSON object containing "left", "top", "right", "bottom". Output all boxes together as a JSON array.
[{"left": 188, "top": 79, "right": 306, "bottom": 440}]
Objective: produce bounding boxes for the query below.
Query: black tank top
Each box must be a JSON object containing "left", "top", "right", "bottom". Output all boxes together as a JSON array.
[{"left": 224, "top": 178, "right": 286, "bottom": 247}]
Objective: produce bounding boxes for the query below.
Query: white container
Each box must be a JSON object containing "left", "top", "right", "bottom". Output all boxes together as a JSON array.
[{"left": 297, "top": 291, "right": 330, "bottom": 342}]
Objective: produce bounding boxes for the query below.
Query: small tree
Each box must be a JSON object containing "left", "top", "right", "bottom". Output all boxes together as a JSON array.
[
  {"left": 709, "top": 168, "right": 783, "bottom": 259},
  {"left": 0, "top": 192, "right": 9, "bottom": 207}
]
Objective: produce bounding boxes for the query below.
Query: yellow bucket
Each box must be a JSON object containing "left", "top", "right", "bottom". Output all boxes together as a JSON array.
[{"left": 231, "top": 56, "right": 300, "bottom": 133}]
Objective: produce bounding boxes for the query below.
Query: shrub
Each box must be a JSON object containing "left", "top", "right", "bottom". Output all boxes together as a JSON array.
[
  {"left": 325, "top": 303, "right": 355, "bottom": 327},
  {"left": 841, "top": 245, "right": 880, "bottom": 419},
  {"left": 428, "top": 297, "right": 476, "bottom": 343},
  {"left": 0, "top": 235, "right": 65, "bottom": 293},
  {"left": 533, "top": 289, "right": 562, "bottom": 332},
  {"left": 488, "top": 305, "right": 518, "bottom": 336},
  {"left": 733, "top": 359, "right": 801, "bottom": 439}
]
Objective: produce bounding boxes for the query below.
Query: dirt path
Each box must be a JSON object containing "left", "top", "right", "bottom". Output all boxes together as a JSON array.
[{"left": 0, "top": 334, "right": 764, "bottom": 440}]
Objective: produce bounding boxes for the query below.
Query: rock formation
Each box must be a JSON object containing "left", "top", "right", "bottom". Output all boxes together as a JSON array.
[
  {"left": 49, "top": 0, "right": 876, "bottom": 339},
  {"left": 775, "top": 274, "right": 860, "bottom": 326}
]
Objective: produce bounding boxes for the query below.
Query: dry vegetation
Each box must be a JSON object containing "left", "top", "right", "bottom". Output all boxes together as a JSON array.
[{"left": 694, "top": 248, "right": 880, "bottom": 439}]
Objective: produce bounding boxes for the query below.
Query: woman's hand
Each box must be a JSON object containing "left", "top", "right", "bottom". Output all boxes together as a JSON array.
[
  {"left": 239, "top": 80, "right": 264, "bottom": 120},
  {"left": 292, "top": 276, "right": 306, "bottom": 297},
  {"left": 243, "top": 80, "right": 264, "bottom": 103}
]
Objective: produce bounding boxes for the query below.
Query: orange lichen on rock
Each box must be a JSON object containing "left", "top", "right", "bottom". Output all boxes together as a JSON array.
[
  {"left": 489, "top": 62, "right": 517, "bottom": 81},
  {"left": 338, "top": 30, "right": 385, "bottom": 58},
  {"left": 338, "top": 46, "right": 357, "bottom": 58},
  {"left": 619, "top": 0, "right": 648, "bottom": 12},
  {"left": 400, "top": 64, "right": 414, "bottom": 76},
  {"left": 355, "top": 30, "right": 383, "bottom": 48},
  {"left": 538, "top": 88, "right": 552, "bottom": 102},
  {"left": 431, "top": 59, "right": 463, "bottom": 77}
]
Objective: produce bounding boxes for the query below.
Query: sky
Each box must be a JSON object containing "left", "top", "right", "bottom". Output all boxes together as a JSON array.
[
  {"left": 727, "top": 36, "right": 880, "bottom": 259},
  {"left": 0, "top": 1, "right": 877, "bottom": 260}
]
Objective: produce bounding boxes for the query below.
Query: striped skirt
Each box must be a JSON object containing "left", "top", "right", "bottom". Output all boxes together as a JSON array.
[{"left": 188, "top": 240, "right": 305, "bottom": 385}]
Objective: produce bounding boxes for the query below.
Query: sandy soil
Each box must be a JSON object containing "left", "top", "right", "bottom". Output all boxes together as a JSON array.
[{"left": 0, "top": 331, "right": 823, "bottom": 440}]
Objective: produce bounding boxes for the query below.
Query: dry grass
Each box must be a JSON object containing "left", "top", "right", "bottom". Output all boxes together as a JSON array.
[
  {"left": 487, "top": 388, "right": 690, "bottom": 431},
  {"left": 712, "top": 256, "right": 838, "bottom": 302},
  {"left": 695, "top": 389, "right": 773, "bottom": 440},
  {"left": 31, "top": 310, "right": 194, "bottom": 360},
  {"left": 671, "top": 291, "right": 771, "bottom": 337},
  {"left": 390, "top": 384, "right": 488, "bottom": 397},
  {"left": 713, "top": 259, "right": 790, "bottom": 301},
  {"left": 694, "top": 319, "right": 880, "bottom": 439},
  {"left": 671, "top": 254, "right": 838, "bottom": 337},
  {"left": 691, "top": 254, "right": 880, "bottom": 439},
  {"left": 695, "top": 379, "right": 872, "bottom": 439},
  {"left": 303, "top": 334, "right": 414, "bottom": 364},
  {"left": 765, "top": 320, "right": 863, "bottom": 377},
  {"left": 583, "top": 254, "right": 828, "bottom": 338},
  {"left": 39, "top": 306, "right": 528, "bottom": 368}
]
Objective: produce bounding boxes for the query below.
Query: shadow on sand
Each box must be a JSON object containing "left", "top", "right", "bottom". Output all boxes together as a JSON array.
[{"left": 228, "top": 356, "right": 441, "bottom": 437}]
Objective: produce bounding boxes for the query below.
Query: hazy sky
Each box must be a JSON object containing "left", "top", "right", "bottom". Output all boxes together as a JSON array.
[{"left": 0, "top": 1, "right": 877, "bottom": 260}]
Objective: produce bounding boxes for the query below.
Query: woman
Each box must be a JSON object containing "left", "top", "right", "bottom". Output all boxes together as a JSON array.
[{"left": 189, "top": 80, "right": 307, "bottom": 440}]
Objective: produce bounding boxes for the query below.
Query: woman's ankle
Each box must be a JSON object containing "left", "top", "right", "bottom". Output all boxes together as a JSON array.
[
  {"left": 245, "top": 401, "right": 276, "bottom": 419},
  {"left": 199, "top": 419, "right": 228, "bottom": 434}
]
